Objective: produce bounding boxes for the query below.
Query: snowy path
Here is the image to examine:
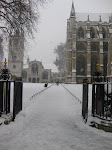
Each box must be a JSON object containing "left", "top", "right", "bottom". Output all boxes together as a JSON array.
[{"left": 0, "top": 84, "right": 112, "bottom": 150}]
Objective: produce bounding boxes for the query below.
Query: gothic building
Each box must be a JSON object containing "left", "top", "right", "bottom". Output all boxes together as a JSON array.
[
  {"left": 22, "top": 60, "right": 52, "bottom": 83},
  {"left": 65, "top": 2, "right": 112, "bottom": 83},
  {"left": 8, "top": 31, "right": 52, "bottom": 83}
]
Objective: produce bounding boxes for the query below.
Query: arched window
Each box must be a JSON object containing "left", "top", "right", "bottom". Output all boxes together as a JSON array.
[
  {"left": 91, "top": 55, "right": 98, "bottom": 76},
  {"left": 22, "top": 71, "right": 27, "bottom": 79},
  {"left": 13, "top": 65, "right": 16, "bottom": 69},
  {"left": 31, "top": 64, "right": 38, "bottom": 74},
  {"left": 42, "top": 72, "right": 48, "bottom": 79},
  {"left": 103, "top": 42, "right": 108, "bottom": 52},
  {"left": 78, "top": 27, "right": 84, "bottom": 39},
  {"left": 102, "top": 27, "right": 106, "bottom": 38},
  {"left": 77, "top": 43, "right": 86, "bottom": 51},
  {"left": 90, "top": 27, "right": 95, "bottom": 39},
  {"left": 32, "top": 78, "right": 36, "bottom": 83},
  {"left": 37, "top": 78, "right": 39, "bottom": 83},
  {"left": 29, "top": 77, "right": 31, "bottom": 82},
  {"left": 76, "top": 55, "right": 86, "bottom": 76},
  {"left": 103, "top": 54, "right": 107, "bottom": 77},
  {"left": 91, "top": 43, "right": 99, "bottom": 51}
]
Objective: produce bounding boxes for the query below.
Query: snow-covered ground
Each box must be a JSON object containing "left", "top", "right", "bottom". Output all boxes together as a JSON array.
[{"left": 0, "top": 83, "right": 112, "bottom": 150}]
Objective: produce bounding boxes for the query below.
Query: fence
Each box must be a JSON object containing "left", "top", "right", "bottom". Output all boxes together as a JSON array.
[
  {"left": 92, "top": 82, "right": 112, "bottom": 120},
  {"left": 0, "top": 81, "right": 11, "bottom": 115},
  {"left": 0, "top": 80, "right": 23, "bottom": 121},
  {"left": 0, "top": 67, "right": 23, "bottom": 121},
  {"left": 82, "top": 79, "right": 112, "bottom": 122},
  {"left": 13, "top": 80, "right": 23, "bottom": 120}
]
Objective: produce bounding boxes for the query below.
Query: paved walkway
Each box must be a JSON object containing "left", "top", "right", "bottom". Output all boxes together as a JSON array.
[{"left": 0, "top": 84, "right": 112, "bottom": 150}]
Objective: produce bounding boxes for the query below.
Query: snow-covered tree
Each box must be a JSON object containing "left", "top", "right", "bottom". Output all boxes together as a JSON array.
[
  {"left": 54, "top": 43, "right": 66, "bottom": 75},
  {"left": 0, "top": 0, "right": 52, "bottom": 36}
]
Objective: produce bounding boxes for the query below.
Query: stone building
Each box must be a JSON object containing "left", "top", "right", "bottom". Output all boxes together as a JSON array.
[
  {"left": 8, "top": 30, "right": 24, "bottom": 77},
  {"left": 22, "top": 60, "right": 52, "bottom": 83},
  {"left": 65, "top": 2, "right": 112, "bottom": 83}
]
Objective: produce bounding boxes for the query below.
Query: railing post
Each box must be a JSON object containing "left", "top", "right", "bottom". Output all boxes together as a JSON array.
[
  {"left": 0, "top": 81, "right": 3, "bottom": 113},
  {"left": 13, "top": 81, "right": 15, "bottom": 121},
  {"left": 7, "top": 81, "right": 10, "bottom": 113},
  {"left": 92, "top": 84, "right": 95, "bottom": 116},
  {"left": 82, "top": 79, "right": 88, "bottom": 122}
]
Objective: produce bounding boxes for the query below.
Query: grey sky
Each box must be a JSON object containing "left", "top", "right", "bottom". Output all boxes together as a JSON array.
[{"left": 27, "top": 0, "right": 112, "bottom": 72}]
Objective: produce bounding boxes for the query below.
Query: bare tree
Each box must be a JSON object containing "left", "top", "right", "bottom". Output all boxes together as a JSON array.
[
  {"left": 0, "top": 0, "right": 52, "bottom": 60},
  {"left": 0, "top": 0, "right": 51, "bottom": 36},
  {"left": 54, "top": 43, "right": 66, "bottom": 74}
]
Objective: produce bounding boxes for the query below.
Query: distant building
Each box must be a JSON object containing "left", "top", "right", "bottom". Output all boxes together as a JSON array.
[
  {"left": 65, "top": 2, "right": 112, "bottom": 83},
  {"left": 22, "top": 60, "right": 52, "bottom": 83},
  {"left": 8, "top": 30, "right": 24, "bottom": 77}
]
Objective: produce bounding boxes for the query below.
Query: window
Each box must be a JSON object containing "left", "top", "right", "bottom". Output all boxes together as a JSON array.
[
  {"left": 77, "top": 43, "right": 86, "bottom": 51},
  {"left": 29, "top": 77, "right": 31, "bottom": 82},
  {"left": 42, "top": 72, "right": 48, "bottom": 79},
  {"left": 13, "top": 65, "right": 16, "bottom": 69},
  {"left": 103, "top": 55, "right": 107, "bottom": 76},
  {"left": 90, "top": 27, "right": 95, "bottom": 39},
  {"left": 91, "top": 43, "right": 99, "bottom": 51},
  {"left": 102, "top": 27, "right": 106, "bottom": 38},
  {"left": 31, "top": 64, "right": 38, "bottom": 74},
  {"left": 78, "top": 27, "right": 84, "bottom": 39},
  {"left": 13, "top": 56, "right": 17, "bottom": 61},
  {"left": 76, "top": 55, "right": 86, "bottom": 76},
  {"left": 103, "top": 42, "right": 108, "bottom": 52},
  {"left": 37, "top": 78, "right": 39, "bottom": 83},
  {"left": 91, "top": 55, "right": 98, "bottom": 76},
  {"left": 22, "top": 71, "right": 27, "bottom": 79},
  {"left": 32, "top": 78, "right": 36, "bottom": 83}
]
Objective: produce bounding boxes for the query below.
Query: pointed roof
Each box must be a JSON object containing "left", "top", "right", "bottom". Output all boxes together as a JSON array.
[
  {"left": 70, "top": 1, "right": 75, "bottom": 17},
  {"left": 87, "top": 15, "right": 90, "bottom": 22},
  {"left": 99, "top": 15, "right": 102, "bottom": 22}
]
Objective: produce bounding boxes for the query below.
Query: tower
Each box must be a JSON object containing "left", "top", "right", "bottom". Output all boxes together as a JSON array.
[
  {"left": 66, "top": 1, "right": 76, "bottom": 83},
  {"left": 8, "top": 30, "right": 24, "bottom": 77}
]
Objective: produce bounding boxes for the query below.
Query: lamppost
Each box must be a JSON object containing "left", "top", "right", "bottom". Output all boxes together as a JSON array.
[{"left": 0, "top": 58, "right": 12, "bottom": 80}]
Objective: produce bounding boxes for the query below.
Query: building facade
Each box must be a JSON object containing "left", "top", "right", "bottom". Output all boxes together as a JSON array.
[
  {"left": 8, "top": 31, "right": 24, "bottom": 77},
  {"left": 65, "top": 2, "right": 112, "bottom": 83},
  {"left": 22, "top": 60, "right": 52, "bottom": 83}
]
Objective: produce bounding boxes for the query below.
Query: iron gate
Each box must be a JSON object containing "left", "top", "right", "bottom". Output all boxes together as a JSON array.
[
  {"left": 92, "top": 82, "right": 112, "bottom": 120},
  {"left": 0, "top": 81, "right": 11, "bottom": 115},
  {"left": 82, "top": 80, "right": 88, "bottom": 122},
  {"left": 0, "top": 80, "right": 23, "bottom": 121},
  {"left": 13, "top": 81, "right": 23, "bottom": 120}
]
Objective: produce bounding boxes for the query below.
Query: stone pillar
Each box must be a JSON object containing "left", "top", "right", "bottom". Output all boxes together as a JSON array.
[
  {"left": 107, "top": 19, "right": 112, "bottom": 81},
  {"left": 99, "top": 20, "right": 103, "bottom": 74},
  {"left": 108, "top": 36, "right": 112, "bottom": 80},
  {"left": 72, "top": 31, "right": 76, "bottom": 83},
  {"left": 65, "top": 36, "right": 72, "bottom": 83},
  {"left": 86, "top": 19, "right": 91, "bottom": 82}
]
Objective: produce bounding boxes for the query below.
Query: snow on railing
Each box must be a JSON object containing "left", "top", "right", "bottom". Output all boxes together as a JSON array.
[{"left": 61, "top": 84, "right": 82, "bottom": 104}]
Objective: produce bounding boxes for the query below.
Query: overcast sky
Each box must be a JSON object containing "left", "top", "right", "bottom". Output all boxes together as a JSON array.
[{"left": 26, "top": 0, "right": 112, "bottom": 72}]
